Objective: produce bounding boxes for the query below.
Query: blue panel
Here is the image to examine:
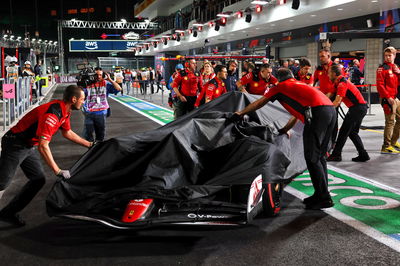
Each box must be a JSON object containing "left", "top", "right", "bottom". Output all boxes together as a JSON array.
[{"left": 69, "top": 40, "right": 139, "bottom": 52}]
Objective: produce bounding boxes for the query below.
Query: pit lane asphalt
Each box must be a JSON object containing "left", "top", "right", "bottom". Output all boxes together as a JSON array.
[{"left": 0, "top": 84, "right": 399, "bottom": 265}]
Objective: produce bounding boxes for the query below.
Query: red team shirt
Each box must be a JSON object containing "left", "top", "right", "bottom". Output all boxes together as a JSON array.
[
  {"left": 333, "top": 76, "right": 366, "bottom": 108},
  {"left": 11, "top": 100, "right": 71, "bottom": 146},
  {"left": 205, "top": 77, "right": 227, "bottom": 101},
  {"left": 313, "top": 61, "right": 342, "bottom": 95},
  {"left": 195, "top": 73, "right": 216, "bottom": 107},
  {"left": 171, "top": 69, "right": 203, "bottom": 97},
  {"left": 263, "top": 78, "right": 333, "bottom": 123},
  {"left": 297, "top": 72, "right": 314, "bottom": 85},
  {"left": 240, "top": 72, "right": 278, "bottom": 95},
  {"left": 376, "top": 62, "right": 400, "bottom": 99}
]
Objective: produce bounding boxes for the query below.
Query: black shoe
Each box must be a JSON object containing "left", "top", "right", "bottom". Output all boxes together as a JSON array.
[
  {"left": 327, "top": 154, "right": 342, "bottom": 162},
  {"left": 0, "top": 212, "right": 26, "bottom": 227},
  {"left": 305, "top": 199, "right": 334, "bottom": 210},
  {"left": 303, "top": 195, "right": 319, "bottom": 205},
  {"left": 352, "top": 154, "right": 370, "bottom": 162}
]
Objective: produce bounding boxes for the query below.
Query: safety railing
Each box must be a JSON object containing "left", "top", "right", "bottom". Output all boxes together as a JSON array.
[{"left": 1, "top": 75, "right": 56, "bottom": 132}]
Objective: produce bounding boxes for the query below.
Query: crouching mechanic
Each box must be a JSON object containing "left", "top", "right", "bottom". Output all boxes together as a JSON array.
[
  {"left": 0, "top": 85, "right": 93, "bottom": 226},
  {"left": 326, "top": 65, "right": 370, "bottom": 162},
  {"left": 234, "top": 68, "right": 336, "bottom": 210}
]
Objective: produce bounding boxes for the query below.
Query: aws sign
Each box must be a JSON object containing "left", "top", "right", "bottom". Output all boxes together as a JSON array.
[{"left": 69, "top": 40, "right": 139, "bottom": 52}]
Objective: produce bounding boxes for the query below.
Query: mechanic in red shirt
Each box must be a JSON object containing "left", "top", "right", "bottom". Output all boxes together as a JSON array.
[
  {"left": 171, "top": 58, "right": 202, "bottom": 119},
  {"left": 236, "top": 63, "right": 278, "bottom": 95},
  {"left": 296, "top": 58, "right": 313, "bottom": 85},
  {"left": 234, "top": 68, "right": 336, "bottom": 210},
  {"left": 326, "top": 65, "right": 369, "bottom": 162},
  {"left": 0, "top": 85, "right": 92, "bottom": 226},
  {"left": 376, "top": 46, "right": 400, "bottom": 154},
  {"left": 204, "top": 65, "right": 228, "bottom": 104},
  {"left": 313, "top": 48, "right": 337, "bottom": 96}
]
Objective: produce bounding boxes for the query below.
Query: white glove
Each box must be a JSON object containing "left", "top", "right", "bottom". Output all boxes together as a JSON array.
[{"left": 57, "top": 170, "right": 71, "bottom": 179}]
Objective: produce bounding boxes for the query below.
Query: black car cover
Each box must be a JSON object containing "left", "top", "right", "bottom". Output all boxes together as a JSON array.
[{"left": 46, "top": 92, "right": 306, "bottom": 217}]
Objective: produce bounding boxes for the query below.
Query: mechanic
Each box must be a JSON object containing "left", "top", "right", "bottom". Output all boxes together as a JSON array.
[
  {"left": 0, "top": 85, "right": 92, "bottom": 226},
  {"left": 204, "top": 65, "right": 228, "bottom": 103},
  {"left": 225, "top": 59, "right": 239, "bottom": 92},
  {"left": 236, "top": 63, "right": 278, "bottom": 95},
  {"left": 376, "top": 46, "right": 400, "bottom": 154},
  {"left": 82, "top": 67, "right": 121, "bottom": 142},
  {"left": 171, "top": 58, "right": 202, "bottom": 119},
  {"left": 234, "top": 68, "right": 336, "bottom": 210},
  {"left": 167, "top": 64, "right": 184, "bottom": 111},
  {"left": 326, "top": 65, "right": 370, "bottom": 162},
  {"left": 296, "top": 58, "right": 313, "bottom": 85}
]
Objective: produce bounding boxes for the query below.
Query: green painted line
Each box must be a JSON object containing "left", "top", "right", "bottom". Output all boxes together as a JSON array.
[
  {"left": 110, "top": 95, "right": 174, "bottom": 125},
  {"left": 290, "top": 168, "right": 400, "bottom": 237}
]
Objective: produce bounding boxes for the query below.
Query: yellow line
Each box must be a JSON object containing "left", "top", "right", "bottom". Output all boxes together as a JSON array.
[{"left": 362, "top": 129, "right": 384, "bottom": 134}]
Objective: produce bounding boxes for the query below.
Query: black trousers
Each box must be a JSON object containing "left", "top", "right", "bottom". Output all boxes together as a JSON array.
[
  {"left": 173, "top": 96, "right": 197, "bottom": 119},
  {"left": 303, "top": 106, "right": 336, "bottom": 199},
  {"left": 0, "top": 131, "right": 46, "bottom": 214},
  {"left": 332, "top": 104, "right": 368, "bottom": 156}
]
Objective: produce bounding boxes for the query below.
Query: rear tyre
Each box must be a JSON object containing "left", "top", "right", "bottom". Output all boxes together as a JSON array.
[{"left": 262, "top": 183, "right": 283, "bottom": 217}]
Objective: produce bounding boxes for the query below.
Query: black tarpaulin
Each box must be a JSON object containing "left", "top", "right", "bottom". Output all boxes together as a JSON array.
[{"left": 46, "top": 92, "right": 306, "bottom": 216}]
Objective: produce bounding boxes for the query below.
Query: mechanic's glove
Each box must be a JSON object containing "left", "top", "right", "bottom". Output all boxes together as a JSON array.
[
  {"left": 56, "top": 169, "right": 71, "bottom": 179},
  {"left": 228, "top": 112, "right": 243, "bottom": 123}
]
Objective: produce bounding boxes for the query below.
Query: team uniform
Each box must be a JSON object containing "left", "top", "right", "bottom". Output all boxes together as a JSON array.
[
  {"left": 313, "top": 61, "right": 337, "bottom": 95},
  {"left": 240, "top": 71, "right": 278, "bottom": 95},
  {"left": 376, "top": 62, "right": 400, "bottom": 150},
  {"left": 296, "top": 72, "right": 313, "bottom": 85},
  {"left": 194, "top": 73, "right": 216, "bottom": 107},
  {"left": 264, "top": 78, "right": 336, "bottom": 202},
  {"left": 171, "top": 68, "right": 202, "bottom": 119},
  {"left": 0, "top": 100, "right": 71, "bottom": 216},
  {"left": 328, "top": 77, "right": 369, "bottom": 160},
  {"left": 204, "top": 77, "right": 227, "bottom": 102}
]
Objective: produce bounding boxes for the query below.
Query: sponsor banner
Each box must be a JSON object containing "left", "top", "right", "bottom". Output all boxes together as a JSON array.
[
  {"left": 110, "top": 95, "right": 174, "bottom": 124},
  {"left": 69, "top": 40, "right": 139, "bottom": 52},
  {"left": 289, "top": 168, "right": 400, "bottom": 241}
]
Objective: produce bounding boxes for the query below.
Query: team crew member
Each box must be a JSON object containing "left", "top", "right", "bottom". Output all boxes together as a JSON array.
[
  {"left": 194, "top": 61, "right": 216, "bottom": 107},
  {"left": 326, "top": 65, "right": 370, "bottom": 162},
  {"left": 234, "top": 68, "right": 336, "bottom": 210},
  {"left": 225, "top": 60, "right": 239, "bottom": 92},
  {"left": 296, "top": 58, "right": 313, "bottom": 85},
  {"left": 376, "top": 46, "right": 400, "bottom": 154},
  {"left": 0, "top": 85, "right": 92, "bottom": 226},
  {"left": 313, "top": 48, "right": 342, "bottom": 96},
  {"left": 82, "top": 67, "right": 121, "bottom": 142},
  {"left": 171, "top": 59, "right": 202, "bottom": 119},
  {"left": 204, "top": 65, "right": 228, "bottom": 103},
  {"left": 236, "top": 64, "right": 278, "bottom": 95}
]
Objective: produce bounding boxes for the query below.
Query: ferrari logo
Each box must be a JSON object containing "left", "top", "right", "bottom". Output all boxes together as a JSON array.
[
  {"left": 222, "top": 83, "right": 225, "bottom": 86},
  {"left": 216, "top": 89, "right": 219, "bottom": 94},
  {"left": 389, "top": 70, "right": 393, "bottom": 75},
  {"left": 254, "top": 82, "right": 259, "bottom": 87},
  {"left": 184, "top": 77, "right": 188, "bottom": 80},
  {"left": 319, "top": 72, "right": 323, "bottom": 75}
]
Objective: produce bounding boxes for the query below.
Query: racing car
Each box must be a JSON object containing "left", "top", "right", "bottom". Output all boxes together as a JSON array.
[{"left": 46, "top": 92, "right": 306, "bottom": 229}]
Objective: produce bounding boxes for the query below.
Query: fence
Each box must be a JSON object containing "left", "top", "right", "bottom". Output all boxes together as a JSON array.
[{"left": 1, "top": 75, "right": 56, "bottom": 132}]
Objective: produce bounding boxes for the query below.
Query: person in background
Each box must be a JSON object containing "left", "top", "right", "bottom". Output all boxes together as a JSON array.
[
  {"left": 237, "top": 63, "right": 278, "bottom": 95},
  {"left": 288, "top": 58, "right": 299, "bottom": 77},
  {"left": 326, "top": 64, "right": 370, "bottom": 162},
  {"left": 204, "top": 64, "right": 228, "bottom": 103},
  {"left": 195, "top": 61, "right": 216, "bottom": 107},
  {"left": 114, "top": 69, "right": 124, "bottom": 95},
  {"left": 21, "top": 61, "right": 36, "bottom": 101},
  {"left": 296, "top": 58, "right": 313, "bottom": 85},
  {"left": 171, "top": 58, "right": 202, "bottom": 119},
  {"left": 225, "top": 59, "right": 239, "bottom": 92},
  {"left": 34, "top": 60, "right": 43, "bottom": 97},
  {"left": 282, "top": 60, "right": 289, "bottom": 68},
  {"left": 123, "top": 68, "right": 134, "bottom": 95},
  {"left": 376, "top": 46, "right": 400, "bottom": 154},
  {"left": 149, "top": 67, "right": 156, "bottom": 94},
  {"left": 155, "top": 69, "right": 164, "bottom": 93},
  {"left": 167, "top": 64, "right": 184, "bottom": 110},
  {"left": 350, "top": 59, "right": 364, "bottom": 86},
  {"left": 0, "top": 85, "right": 92, "bottom": 226},
  {"left": 333, "top": 57, "right": 340, "bottom": 64},
  {"left": 82, "top": 67, "right": 121, "bottom": 142}
]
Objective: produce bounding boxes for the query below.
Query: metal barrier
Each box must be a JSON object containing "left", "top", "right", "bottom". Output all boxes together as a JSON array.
[{"left": 1, "top": 75, "right": 56, "bottom": 131}]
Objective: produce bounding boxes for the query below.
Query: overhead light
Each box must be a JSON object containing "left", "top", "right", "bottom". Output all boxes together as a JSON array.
[
  {"left": 220, "top": 17, "right": 227, "bottom": 25},
  {"left": 198, "top": 26, "right": 203, "bottom": 31},
  {"left": 209, "top": 21, "right": 214, "bottom": 27},
  {"left": 236, "top": 11, "right": 243, "bottom": 18},
  {"left": 193, "top": 23, "right": 204, "bottom": 27},
  {"left": 217, "top": 13, "right": 231, "bottom": 18},
  {"left": 251, "top": 1, "right": 268, "bottom": 5},
  {"left": 255, "top": 5, "right": 263, "bottom": 13}
]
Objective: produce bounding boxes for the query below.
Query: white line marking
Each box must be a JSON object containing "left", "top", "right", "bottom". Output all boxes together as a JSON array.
[
  {"left": 109, "top": 96, "right": 170, "bottom": 126},
  {"left": 285, "top": 186, "right": 400, "bottom": 253}
]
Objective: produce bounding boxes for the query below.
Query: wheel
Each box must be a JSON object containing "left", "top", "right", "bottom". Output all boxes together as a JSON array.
[{"left": 262, "top": 183, "right": 283, "bottom": 217}]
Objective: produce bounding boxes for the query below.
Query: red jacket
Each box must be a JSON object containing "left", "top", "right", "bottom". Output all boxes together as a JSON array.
[
  {"left": 376, "top": 62, "right": 400, "bottom": 99},
  {"left": 297, "top": 72, "right": 313, "bottom": 85},
  {"left": 195, "top": 73, "right": 216, "bottom": 107},
  {"left": 240, "top": 71, "right": 278, "bottom": 95},
  {"left": 313, "top": 61, "right": 344, "bottom": 95},
  {"left": 205, "top": 77, "right": 227, "bottom": 102},
  {"left": 333, "top": 76, "right": 366, "bottom": 108},
  {"left": 171, "top": 69, "right": 202, "bottom": 97}
]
